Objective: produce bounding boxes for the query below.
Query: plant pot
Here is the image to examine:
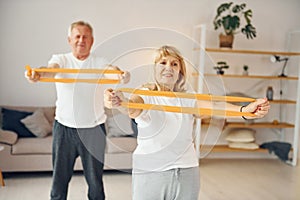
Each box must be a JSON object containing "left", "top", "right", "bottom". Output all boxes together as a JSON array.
[
  {"left": 219, "top": 33, "right": 234, "bottom": 48},
  {"left": 217, "top": 70, "right": 224, "bottom": 75}
]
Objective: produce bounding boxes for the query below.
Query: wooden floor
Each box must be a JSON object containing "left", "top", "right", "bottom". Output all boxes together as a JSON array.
[
  {"left": 198, "top": 159, "right": 299, "bottom": 200},
  {"left": 0, "top": 159, "right": 299, "bottom": 200}
]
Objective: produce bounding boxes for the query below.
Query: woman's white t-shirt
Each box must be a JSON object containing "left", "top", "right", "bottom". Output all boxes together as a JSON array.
[
  {"left": 133, "top": 92, "right": 199, "bottom": 173},
  {"left": 48, "top": 53, "right": 111, "bottom": 128}
]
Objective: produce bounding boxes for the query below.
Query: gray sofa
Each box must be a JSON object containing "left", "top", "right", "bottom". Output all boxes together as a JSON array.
[{"left": 0, "top": 106, "right": 137, "bottom": 172}]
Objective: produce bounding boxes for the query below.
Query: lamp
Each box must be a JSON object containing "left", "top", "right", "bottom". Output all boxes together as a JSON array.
[{"left": 270, "top": 55, "right": 289, "bottom": 77}]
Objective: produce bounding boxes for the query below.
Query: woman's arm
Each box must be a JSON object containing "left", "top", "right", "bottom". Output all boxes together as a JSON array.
[
  {"left": 104, "top": 89, "right": 144, "bottom": 118},
  {"left": 195, "top": 98, "right": 270, "bottom": 119},
  {"left": 240, "top": 98, "right": 270, "bottom": 119}
]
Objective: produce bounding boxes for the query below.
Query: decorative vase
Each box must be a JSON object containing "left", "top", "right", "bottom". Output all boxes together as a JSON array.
[
  {"left": 219, "top": 33, "right": 234, "bottom": 48},
  {"left": 266, "top": 86, "right": 274, "bottom": 100}
]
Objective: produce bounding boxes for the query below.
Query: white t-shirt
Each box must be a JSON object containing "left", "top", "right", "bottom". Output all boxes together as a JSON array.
[
  {"left": 48, "top": 53, "right": 111, "bottom": 128},
  {"left": 133, "top": 92, "right": 199, "bottom": 173}
]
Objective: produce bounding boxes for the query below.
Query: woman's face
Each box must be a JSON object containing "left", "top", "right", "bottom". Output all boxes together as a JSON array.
[{"left": 155, "top": 55, "right": 181, "bottom": 90}]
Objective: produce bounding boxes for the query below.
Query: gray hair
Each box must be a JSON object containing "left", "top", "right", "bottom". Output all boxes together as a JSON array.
[{"left": 68, "top": 21, "right": 93, "bottom": 37}]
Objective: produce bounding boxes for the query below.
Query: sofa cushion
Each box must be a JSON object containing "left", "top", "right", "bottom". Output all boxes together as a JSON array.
[
  {"left": 105, "top": 108, "right": 134, "bottom": 137},
  {"left": 106, "top": 137, "right": 137, "bottom": 153},
  {"left": 1, "top": 108, "right": 35, "bottom": 137},
  {"left": 21, "top": 109, "right": 52, "bottom": 138},
  {"left": 41, "top": 107, "right": 55, "bottom": 125},
  {"left": 12, "top": 136, "right": 52, "bottom": 154},
  {"left": 0, "top": 129, "right": 18, "bottom": 145},
  {"left": 1, "top": 106, "right": 55, "bottom": 124}
]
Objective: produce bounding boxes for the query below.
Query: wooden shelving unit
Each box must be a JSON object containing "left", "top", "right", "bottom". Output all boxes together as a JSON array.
[{"left": 192, "top": 24, "right": 300, "bottom": 166}]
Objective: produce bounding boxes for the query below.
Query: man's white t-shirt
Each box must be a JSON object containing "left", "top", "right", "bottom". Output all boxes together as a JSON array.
[
  {"left": 48, "top": 53, "right": 111, "bottom": 128},
  {"left": 133, "top": 92, "right": 199, "bottom": 173}
]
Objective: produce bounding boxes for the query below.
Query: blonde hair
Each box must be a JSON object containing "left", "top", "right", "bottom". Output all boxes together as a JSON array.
[
  {"left": 68, "top": 21, "right": 93, "bottom": 37},
  {"left": 152, "top": 45, "right": 187, "bottom": 92}
]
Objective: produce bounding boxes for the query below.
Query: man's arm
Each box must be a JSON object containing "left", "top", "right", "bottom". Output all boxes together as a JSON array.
[
  {"left": 25, "top": 63, "right": 60, "bottom": 82},
  {"left": 106, "top": 65, "right": 130, "bottom": 84}
]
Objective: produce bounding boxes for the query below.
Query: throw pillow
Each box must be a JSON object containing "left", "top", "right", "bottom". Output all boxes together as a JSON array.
[
  {"left": 225, "top": 128, "right": 256, "bottom": 143},
  {"left": 105, "top": 109, "right": 134, "bottom": 137},
  {"left": 21, "top": 109, "right": 52, "bottom": 138},
  {"left": 1, "top": 108, "right": 35, "bottom": 137},
  {"left": 0, "top": 129, "right": 18, "bottom": 145},
  {"left": 228, "top": 142, "right": 259, "bottom": 150}
]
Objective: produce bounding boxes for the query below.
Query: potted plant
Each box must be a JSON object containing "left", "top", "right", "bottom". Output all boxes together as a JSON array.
[
  {"left": 243, "top": 65, "right": 249, "bottom": 75},
  {"left": 213, "top": 61, "right": 229, "bottom": 75},
  {"left": 213, "top": 2, "right": 257, "bottom": 48}
]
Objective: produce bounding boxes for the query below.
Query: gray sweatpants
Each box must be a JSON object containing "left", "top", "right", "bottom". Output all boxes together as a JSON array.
[
  {"left": 132, "top": 167, "right": 200, "bottom": 200},
  {"left": 50, "top": 120, "right": 106, "bottom": 200}
]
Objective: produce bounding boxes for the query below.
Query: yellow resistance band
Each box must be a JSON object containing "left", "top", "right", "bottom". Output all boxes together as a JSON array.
[
  {"left": 118, "top": 89, "right": 256, "bottom": 117},
  {"left": 121, "top": 102, "right": 256, "bottom": 117},
  {"left": 118, "top": 88, "right": 255, "bottom": 102},
  {"left": 25, "top": 65, "right": 122, "bottom": 84}
]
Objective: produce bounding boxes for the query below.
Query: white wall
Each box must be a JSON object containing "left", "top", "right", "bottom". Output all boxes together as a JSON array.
[{"left": 1, "top": 0, "right": 300, "bottom": 159}]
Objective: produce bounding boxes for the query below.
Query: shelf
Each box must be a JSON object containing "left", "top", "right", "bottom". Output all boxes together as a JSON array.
[
  {"left": 226, "top": 122, "right": 294, "bottom": 128},
  {"left": 200, "top": 145, "right": 268, "bottom": 153},
  {"left": 200, "top": 145, "right": 293, "bottom": 153},
  {"left": 192, "top": 25, "right": 300, "bottom": 166},
  {"left": 194, "top": 73, "right": 299, "bottom": 80},
  {"left": 202, "top": 122, "right": 294, "bottom": 128},
  {"left": 204, "top": 48, "right": 300, "bottom": 56},
  {"left": 269, "top": 99, "right": 296, "bottom": 104}
]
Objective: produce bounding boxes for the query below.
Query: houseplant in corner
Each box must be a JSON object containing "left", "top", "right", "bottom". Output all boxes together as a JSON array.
[{"left": 213, "top": 2, "right": 257, "bottom": 48}]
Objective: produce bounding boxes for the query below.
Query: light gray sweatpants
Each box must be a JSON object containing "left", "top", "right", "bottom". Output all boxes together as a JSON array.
[{"left": 132, "top": 167, "right": 200, "bottom": 200}]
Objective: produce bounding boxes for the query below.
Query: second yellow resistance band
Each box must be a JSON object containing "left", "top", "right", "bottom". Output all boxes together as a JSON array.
[
  {"left": 25, "top": 65, "right": 122, "bottom": 84},
  {"left": 121, "top": 102, "right": 256, "bottom": 117}
]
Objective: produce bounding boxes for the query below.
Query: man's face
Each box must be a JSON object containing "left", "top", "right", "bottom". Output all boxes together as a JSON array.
[{"left": 68, "top": 25, "right": 93, "bottom": 59}]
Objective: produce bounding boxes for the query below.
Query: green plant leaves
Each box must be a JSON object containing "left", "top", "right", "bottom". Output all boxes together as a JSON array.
[
  {"left": 232, "top": 3, "right": 246, "bottom": 13},
  {"left": 214, "top": 61, "right": 229, "bottom": 69},
  {"left": 217, "top": 61, "right": 227, "bottom": 65},
  {"left": 241, "top": 24, "right": 257, "bottom": 39},
  {"left": 216, "top": 2, "right": 233, "bottom": 16},
  {"left": 243, "top": 9, "right": 253, "bottom": 24},
  {"left": 222, "top": 15, "right": 240, "bottom": 35},
  {"left": 213, "top": 61, "right": 229, "bottom": 74},
  {"left": 213, "top": 2, "right": 256, "bottom": 39}
]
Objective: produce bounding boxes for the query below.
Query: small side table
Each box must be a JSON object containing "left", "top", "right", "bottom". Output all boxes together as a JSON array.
[{"left": 0, "top": 146, "right": 5, "bottom": 186}]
